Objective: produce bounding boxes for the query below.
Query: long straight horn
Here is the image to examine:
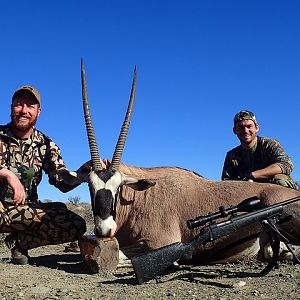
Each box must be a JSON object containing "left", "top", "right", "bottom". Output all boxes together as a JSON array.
[
  {"left": 81, "top": 59, "right": 103, "bottom": 171},
  {"left": 110, "top": 66, "right": 137, "bottom": 172}
]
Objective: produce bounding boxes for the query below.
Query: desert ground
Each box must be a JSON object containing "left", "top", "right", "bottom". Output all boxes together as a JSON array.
[{"left": 0, "top": 203, "right": 299, "bottom": 300}]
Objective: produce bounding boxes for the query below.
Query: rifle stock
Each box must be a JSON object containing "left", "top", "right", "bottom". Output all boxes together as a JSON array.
[
  {"left": 131, "top": 242, "right": 187, "bottom": 284},
  {"left": 131, "top": 232, "right": 210, "bottom": 284},
  {"left": 131, "top": 198, "right": 299, "bottom": 284}
]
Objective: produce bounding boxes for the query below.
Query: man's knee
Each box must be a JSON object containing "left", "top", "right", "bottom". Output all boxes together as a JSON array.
[
  {"left": 74, "top": 214, "right": 87, "bottom": 236},
  {"left": 41, "top": 201, "right": 67, "bottom": 209}
]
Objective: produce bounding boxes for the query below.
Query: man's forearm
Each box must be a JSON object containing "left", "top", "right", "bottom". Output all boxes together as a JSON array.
[
  {"left": 252, "top": 164, "right": 282, "bottom": 179},
  {"left": 0, "top": 167, "right": 9, "bottom": 179}
]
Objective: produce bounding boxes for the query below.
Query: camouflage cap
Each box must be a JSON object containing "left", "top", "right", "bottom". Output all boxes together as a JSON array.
[
  {"left": 233, "top": 110, "right": 257, "bottom": 125},
  {"left": 12, "top": 85, "right": 41, "bottom": 105}
]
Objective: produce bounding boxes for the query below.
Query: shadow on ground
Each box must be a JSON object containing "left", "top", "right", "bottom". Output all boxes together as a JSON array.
[{"left": 1, "top": 252, "right": 89, "bottom": 274}]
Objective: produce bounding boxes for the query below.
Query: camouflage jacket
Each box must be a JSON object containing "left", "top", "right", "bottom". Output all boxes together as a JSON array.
[
  {"left": 0, "top": 123, "right": 78, "bottom": 203},
  {"left": 222, "top": 136, "right": 294, "bottom": 181}
]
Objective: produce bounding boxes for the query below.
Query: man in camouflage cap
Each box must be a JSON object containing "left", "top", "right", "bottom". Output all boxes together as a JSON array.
[
  {"left": 0, "top": 85, "right": 87, "bottom": 264},
  {"left": 222, "top": 110, "right": 298, "bottom": 189}
]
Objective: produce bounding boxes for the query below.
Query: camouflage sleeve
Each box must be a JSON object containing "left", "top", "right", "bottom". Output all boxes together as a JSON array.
[
  {"left": 0, "top": 140, "right": 6, "bottom": 169},
  {"left": 43, "top": 140, "right": 80, "bottom": 193},
  {"left": 262, "top": 138, "right": 294, "bottom": 175}
]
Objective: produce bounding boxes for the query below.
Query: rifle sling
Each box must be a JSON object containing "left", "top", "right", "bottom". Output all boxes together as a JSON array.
[
  {"left": 238, "top": 215, "right": 300, "bottom": 277},
  {"left": 263, "top": 216, "right": 300, "bottom": 265},
  {"left": 259, "top": 218, "right": 281, "bottom": 276}
]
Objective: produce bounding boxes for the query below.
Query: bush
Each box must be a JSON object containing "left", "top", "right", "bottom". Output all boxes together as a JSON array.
[
  {"left": 67, "top": 196, "right": 81, "bottom": 206},
  {"left": 42, "top": 199, "right": 53, "bottom": 203}
]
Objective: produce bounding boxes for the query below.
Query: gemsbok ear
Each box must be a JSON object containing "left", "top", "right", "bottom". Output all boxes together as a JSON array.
[{"left": 122, "top": 176, "right": 156, "bottom": 191}]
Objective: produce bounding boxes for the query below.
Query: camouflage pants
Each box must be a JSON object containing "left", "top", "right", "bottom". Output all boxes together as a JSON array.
[{"left": 0, "top": 202, "right": 86, "bottom": 250}]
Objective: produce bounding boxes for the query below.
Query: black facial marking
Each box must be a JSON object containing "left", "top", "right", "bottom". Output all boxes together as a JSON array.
[
  {"left": 94, "top": 188, "right": 114, "bottom": 219},
  {"left": 97, "top": 169, "right": 115, "bottom": 183}
]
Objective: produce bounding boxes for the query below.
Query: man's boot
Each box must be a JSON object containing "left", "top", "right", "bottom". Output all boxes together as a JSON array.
[{"left": 4, "top": 233, "right": 29, "bottom": 265}]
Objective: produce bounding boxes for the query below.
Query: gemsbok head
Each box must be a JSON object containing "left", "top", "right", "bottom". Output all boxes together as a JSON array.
[{"left": 76, "top": 60, "right": 155, "bottom": 237}]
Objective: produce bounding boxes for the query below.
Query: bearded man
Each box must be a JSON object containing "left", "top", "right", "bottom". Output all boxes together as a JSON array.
[{"left": 0, "top": 86, "right": 87, "bottom": 264}]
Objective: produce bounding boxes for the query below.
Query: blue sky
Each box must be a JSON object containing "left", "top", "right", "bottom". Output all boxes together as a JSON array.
[{"left": 1, "top": 1, "right": 299, "bottom": 202}]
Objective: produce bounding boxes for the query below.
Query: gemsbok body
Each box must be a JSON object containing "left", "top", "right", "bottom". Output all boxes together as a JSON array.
[{"left": 59, "top": 61, "right": 300, "bottom": 263}]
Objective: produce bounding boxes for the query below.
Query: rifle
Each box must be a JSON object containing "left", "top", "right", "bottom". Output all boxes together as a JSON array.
[{"left": 131, "top": 195, "right": 300, "bottom": 284}]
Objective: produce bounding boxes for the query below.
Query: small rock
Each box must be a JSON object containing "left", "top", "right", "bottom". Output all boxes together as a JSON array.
[
  {"left": 251, "top": 290, "right": 259, "bottom": 296},
  {"left": 232, "top": 280, "right": 246, "bottom": 288},
  {"left": 56, "top": 288, "right": 69, "bottom": 295},
  {"left": 30, "top": 287, "right": 52, "bottom": 294},
  {"left": 5, "top": 284, "right": 15, "bottom": 289},
  {"left": 16, "top": 292, "right": 24, "bottom": 298}
]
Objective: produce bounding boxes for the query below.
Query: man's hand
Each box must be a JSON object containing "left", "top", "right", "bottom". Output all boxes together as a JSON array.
[
  {"left": 77, "top": 159, "right": 111, "bottom": 173},
  {"left": 242, "top": 172, "right": 255, "bottom": 182},
  {"left": 0, "top": 168, "right": 26, "bottom": 205},
  {"left": 77, "top": 160, "right": 92, "bottom": 173}
]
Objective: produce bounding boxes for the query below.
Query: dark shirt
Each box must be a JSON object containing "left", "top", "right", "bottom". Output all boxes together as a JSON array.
[{"left": 222, "top": 136, "right": 294, "bottom": 182}]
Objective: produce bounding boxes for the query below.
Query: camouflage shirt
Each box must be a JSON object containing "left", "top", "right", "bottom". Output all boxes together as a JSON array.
[
  {"left": 0, "top": 123, "right": 78, "bottom": 203},
  {"left": 222, "top": 136, "right": 294, "bottom": 181}
]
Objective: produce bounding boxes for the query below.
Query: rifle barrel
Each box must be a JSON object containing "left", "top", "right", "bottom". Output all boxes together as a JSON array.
[
  {"left": 266, "top": 195, "right": 300, "bottom": 209},
  {"left": 187, "top": 195, "right": 300, "bottom": 229}
]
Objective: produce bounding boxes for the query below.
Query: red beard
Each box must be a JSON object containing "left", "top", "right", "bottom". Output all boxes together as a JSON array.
[{"left": 11, "top": 113, "right": 38, "bottom": 132}]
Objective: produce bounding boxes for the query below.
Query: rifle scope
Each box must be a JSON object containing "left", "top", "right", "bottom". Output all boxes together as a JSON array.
[{"left": 187, "top": 196, "right": 261, "bottom": 229}]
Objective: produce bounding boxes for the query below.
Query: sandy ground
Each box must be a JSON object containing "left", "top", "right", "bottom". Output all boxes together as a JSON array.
[{"left": 0, "top": 204, "right": 299, "bottom": 300}]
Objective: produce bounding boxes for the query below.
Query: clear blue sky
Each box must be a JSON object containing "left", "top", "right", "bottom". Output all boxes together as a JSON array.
[{"left": 1, "top": 1, "right": 299, "bottom": 202}]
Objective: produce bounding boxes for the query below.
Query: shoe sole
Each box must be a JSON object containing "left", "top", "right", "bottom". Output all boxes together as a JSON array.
[{"left": 11, "top": 257, "right": 28, "bottom": 265}]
